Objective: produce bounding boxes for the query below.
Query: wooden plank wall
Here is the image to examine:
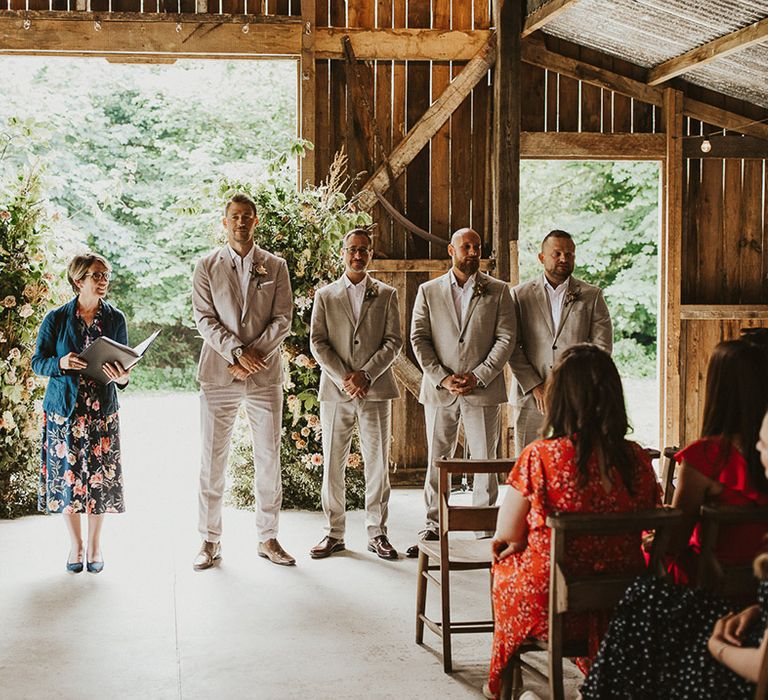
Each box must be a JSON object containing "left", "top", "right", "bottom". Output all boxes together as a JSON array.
[{"left": 679, "top": 85, "right": 768, "bottom": 446}]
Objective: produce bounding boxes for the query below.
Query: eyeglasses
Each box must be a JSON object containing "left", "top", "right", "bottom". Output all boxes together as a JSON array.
[
  {"left": 84, "top": 272, "right": 111, "bottom": 282},
  {"left": 344, "top": 247, "right": 371, "bottom": 256}
]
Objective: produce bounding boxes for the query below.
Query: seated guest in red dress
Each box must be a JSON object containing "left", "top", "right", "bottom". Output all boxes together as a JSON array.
[
  {"left": 668, "top": 339, "right": 768, "bottom": 584},
  {"left": 484, "top": 344, "right": 661, "bottom": 699}
]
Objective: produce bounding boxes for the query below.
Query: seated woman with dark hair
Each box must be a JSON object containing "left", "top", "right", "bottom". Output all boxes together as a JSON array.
[
  {"left": 483, "top": 344, "right": 661, "bottom": 699},
  {"left": 668, "top": 339, "right": 768, "bottom": 584},
  {"left": 581, "top": 407, "right": 768, "bottom": 699}
]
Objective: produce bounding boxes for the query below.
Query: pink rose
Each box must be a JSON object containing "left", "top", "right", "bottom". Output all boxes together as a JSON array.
[
  {"left": 64, "top": 470, "right": 75, "bottom": 485},
  {"left": 55, "top": 442, "right": 67, "bottom": 459}
]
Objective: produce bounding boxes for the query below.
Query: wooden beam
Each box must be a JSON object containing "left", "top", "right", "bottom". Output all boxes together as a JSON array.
[
  {"left": 522, "top": 0, "right": 581, "bottom": 38},
  {"left": 355, "top": 32, "right": 497, "bottom": 212},
  {"left": 492, "top": 0, "right": 521, "bottom": 283},
  {"left": 683, "top": 134, "right": 768, "bottom": 159},
  {"left": 521, "top": 37, "right": 664, "bottom": 107},
  {"left": 683, "top": 97, "right": 768, "bottom": 141},
  {"left": 661, "top": 88, "right": 684, "bottom": 451},
  {"left": 680, "top": 305, "right": 768, "bottom": 320},
  {"left": 368, "top": 259, "right": 493, "bottom": 273},
  {"left": 521, "top": 131, "right": 665, "bottom": 160},
  {"left": 299, "top": 0, "right": 316, "bottom": 187},
  {"left": 648, "top": 17, "right": 768, "bottom": 86}
]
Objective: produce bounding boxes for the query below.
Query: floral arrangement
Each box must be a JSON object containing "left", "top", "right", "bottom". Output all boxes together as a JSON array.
[
  {"left": 0, "top": 156, "right": 61, "bottom": 517},
  {"left": 564, "top": 286, "right": 582, "bottom": 307},
  {"left": 224, "top": 150, "right": 372, "bottom": 511}
]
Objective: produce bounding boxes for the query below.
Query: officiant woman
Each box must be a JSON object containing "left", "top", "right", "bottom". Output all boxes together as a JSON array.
[{"left": 32, "top": 252, "right": 131, "bottom": 574}]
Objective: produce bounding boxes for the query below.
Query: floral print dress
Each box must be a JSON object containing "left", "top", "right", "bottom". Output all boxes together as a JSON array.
[
  {"left": 487, "top": 436, "right": 661, "bottom": 695},
  {"left": 38, "top": 305, "right": 124, "bottom": 514}
]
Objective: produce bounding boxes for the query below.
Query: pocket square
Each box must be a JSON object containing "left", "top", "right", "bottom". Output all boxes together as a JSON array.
[{"left": 257, "top": 280, "right": 275, "bottom": 287}]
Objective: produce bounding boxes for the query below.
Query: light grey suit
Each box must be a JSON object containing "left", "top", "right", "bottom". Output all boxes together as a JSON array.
[
  {"left": 509, "top": 274, "right": 612, "bottom": 454},
  {"left": 192, "top": 244, "right": 292, "bottom": 542},
  {"left": 310, "top": 274, "right": 402, "bottom": 538},
  {"left": 411, "top": 270, "right": 515, "bottom": 532}
]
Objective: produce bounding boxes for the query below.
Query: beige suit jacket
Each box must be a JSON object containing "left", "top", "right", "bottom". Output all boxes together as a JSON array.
[
  {"left": 411, "top": 271, "right": 515, "bottom": 407},
  {"left": 192, "top": 245, "right": 292, "bottom": 387},
  {"left": 508, "top": 274, "right": 612, "bottom": 404},
  {"left": 310, "top": 275, "right": 402, "bottom": 402}
]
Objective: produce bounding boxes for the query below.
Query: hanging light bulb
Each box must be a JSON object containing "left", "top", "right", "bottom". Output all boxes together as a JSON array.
[{"left": 700, "top": 138, "right": 712, "bottom": 153}]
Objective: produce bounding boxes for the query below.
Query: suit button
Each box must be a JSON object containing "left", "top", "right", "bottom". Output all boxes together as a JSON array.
[
  {"left": 241, "top": 321, "right": 246, "bottom": 327},
  {"left": 459, "top": 338, "right": 464, "bottom": 343},
  {"left": 552, "top": 345, "right": 557, "bottom": 350},
  {"left": 354, "top": 340, "right": 359, "bottom": 345}
]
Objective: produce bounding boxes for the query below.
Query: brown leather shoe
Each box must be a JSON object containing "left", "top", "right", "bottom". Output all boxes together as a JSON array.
[
  {"left": 310, "top": 536, "right": 346, "bottom": 559},
  {"left": 406, "top": 529, "right": 438, "bottom": 558},
  {"left": 193, "top": 540, "right": 221, "bottom": 571},
  {"left": 368, "top": 534, "right": 398, "bottom": 560},
  {"left": 258, "top": 538, "right": 296, "bottom": 566}
]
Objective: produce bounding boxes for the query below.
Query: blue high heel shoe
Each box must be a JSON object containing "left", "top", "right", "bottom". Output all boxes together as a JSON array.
[
  {"left": 86, "top": 560, "right": 104, "bottom": 574},
  {"left": 66, "top": 560, "right": 84, "bottom": 574}
]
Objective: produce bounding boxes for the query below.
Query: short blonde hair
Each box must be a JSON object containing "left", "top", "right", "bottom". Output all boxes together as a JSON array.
[{"left": 67, "top": 253, "right": 112, "bottom": 294}]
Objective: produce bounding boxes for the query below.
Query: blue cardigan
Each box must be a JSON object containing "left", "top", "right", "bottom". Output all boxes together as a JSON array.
[{"left": 31, "top": 297, "right": 129, "bottom": 418}]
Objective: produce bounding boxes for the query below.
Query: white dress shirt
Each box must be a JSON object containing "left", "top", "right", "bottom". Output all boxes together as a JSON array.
[
  {"left": 543, "top": 273, "right": 569, "bottom": 331},
  {"left": 228, "top": 244, "right": 255, "bottom": 321},
  {"left": 450, "top": 270, "right": 476, "bottom": 327},
  {"left": 344, "top": 272, "right": 368, "bottom": 324}
]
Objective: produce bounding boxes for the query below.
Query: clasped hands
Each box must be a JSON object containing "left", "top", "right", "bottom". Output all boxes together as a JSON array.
[
  {"left": 59, "top": 352, "right": 131, "bottom": 384},
  {"left": 441, "top": 372, "right": 478, "bottom": 396},
  {"left": 228, "top": 346, "right": 267, "bottom": 381},
  {"left": 343, "top": 370, "right": 369, "bottom": 399}
]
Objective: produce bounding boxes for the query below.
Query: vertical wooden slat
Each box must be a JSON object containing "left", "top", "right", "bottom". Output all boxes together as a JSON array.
[
  {"left": 329, "top": 1, "right": 347, "bottom": 188},
  {"left": 520, "top": 63, "right": 545, "bottom": 132},
  {"left": 682, "top": 156, "right": 700, "bottom": 304},
  {"left": 450, "top": 0, "right": 473, "bottom": 235},
  {"left": 300, "top": 0, "right": 316, "bottom": 188},
  {"left": 314, "top": 1, "right": 330, "bottom": 184},
  {"left": 557, "top": 39, "right": 579, "bottom": 132},
  {"left": 698, "top": 158, "right": 724, "bottom": 303},
  {"left": 472, "top": 0, "right": 492, "bottom": 241},
  {"left": 375, "top": 0, "right": 394, "bottom": 257},
  {"left": 546, "top": 70, "right": 558, "bottom": 132},
  {"left": 405, "top": 0, "right": 430, "bottom": 258},
  {"left": 661, "top": 88, "right": 684, "bottom": 452},
  {"left": 430, "top": 1, "right": 451, "bottom": 248},
  {"left": 579, "top": 46, "right": 602, "bottom": 133},
  {"left": 612, "top": 56, "right": 633, "bottom": 133},
  {"left": 391, "top": 0, "right": 407, "bottom": 259},
  {"left": 632, "top": 65, "right": 654, "bottom": 133},
  {"left": 722, "top": 158, "right": 742, "bottom": 302},
  {"left": 346, "top": 0, "right": 375, "bottom": 187},
  {"left": 741, "top": 159, "right": 764, "bottom": 303}
]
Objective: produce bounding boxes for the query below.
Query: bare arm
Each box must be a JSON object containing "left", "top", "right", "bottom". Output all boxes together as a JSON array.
[
  {"left": 491, "top": 487, "right": 531, "bottom": 562},
  {"left": 708, "top": 612, "right": 767, "bottom": 684},
  {"left": 669, "top": 461, "right": 720, "bottom": 554}
]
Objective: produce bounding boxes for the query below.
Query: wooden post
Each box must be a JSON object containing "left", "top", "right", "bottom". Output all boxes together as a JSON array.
[
  {"left": 300, "top": 0, "right": 316, "bottom": 188},
  {"left": 661, "top": 88, "right": 684, "bottom": 450},
  {"left": 492, "top": 0, "right": 521, "bottom": 284}
]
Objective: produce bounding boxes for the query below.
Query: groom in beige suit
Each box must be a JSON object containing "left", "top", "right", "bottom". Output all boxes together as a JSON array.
[
  {"left": 191, "top": 193, "right": 295, "bottom": 570},
  {"left": 309, "top": 229, "right": 403, "bottom": 560},
  {"left": 509, "top": 229, "right": 612, "bottom": 455},
  {"left": 409, "top": 228, "right": 515, "bottom": 552}
]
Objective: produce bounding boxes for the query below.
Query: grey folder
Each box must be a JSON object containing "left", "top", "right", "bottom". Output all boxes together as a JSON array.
[{"left": 77, "top": 330, "right": 161, "bottom": 384}]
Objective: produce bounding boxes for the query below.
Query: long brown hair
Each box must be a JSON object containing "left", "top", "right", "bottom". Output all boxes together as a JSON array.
[
  {"left": 700, "top": 339, "right": 768, "bottom": 493},
  {"left": 543, "top": 343, "right": 637, "bottom": 492}
]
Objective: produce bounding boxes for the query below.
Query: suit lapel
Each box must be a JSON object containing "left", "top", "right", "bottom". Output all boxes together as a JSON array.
[
  {"left": 459, "top": 272, "right": 484, "bottom": 335},
  {"left": 533, "top": 279, "right": 555, "bottom": 337},
  {"left": 336, "top": 277, "right": 356, "bottom": 327},
  {"left": 355, "top": 278, "right": 377, "bottom": 330},
  {"left": 217, "top": 247, "right": 244, "bottom": 308},
  {"left": 554, "top": 277, "right": 578, "bottom": 340},
  {"left": 440, "top": 273, "right": 461, "bottom": 331},
  {"left": 244, "top": 247, "right": 263, "bottom": 313}
]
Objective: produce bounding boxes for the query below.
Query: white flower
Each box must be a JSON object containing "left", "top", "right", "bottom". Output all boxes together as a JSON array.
[
  {"left": 295, "top": 295, "right": 312, "bottom": 312},
  {"left": 33, "top": 399, "right": 43, "bottom": 414},
  {"left": 18, "top": 304, "right": 34, "bottom": 319},
  {"left": 6, "top": 371, "right": 17, "bottom": 385},
  {"left": 310, "top": 453, "right": 323, "bottom": 467},
  {"left": 26, "top": 377, "right": 36, "bottom": 391},
  {"left": 2, "top": 411, "right": 15, "bottom": 430},
  {"left": 8, "top": 347, "right": 20, "bottom": 361}
]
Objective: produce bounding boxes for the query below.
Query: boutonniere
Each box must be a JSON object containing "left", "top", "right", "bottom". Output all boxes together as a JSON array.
[
  {"left": 251, "top": 261, "right": 269, "bottom": 289},
  {"left": 564, "top": 286, "right": 582, "bottom": 307},
  {"left": 364, "top": 282, "right": 379, "bottom": 300},
  {"left": 472, "top": 280, "right": 489, "bottom": 299}
]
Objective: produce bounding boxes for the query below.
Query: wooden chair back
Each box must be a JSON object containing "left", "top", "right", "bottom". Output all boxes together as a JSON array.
[
  {"left": 660, "top": 446, "right": 679, "bottom": 505},
  {"left": 416, "top": 458, "right": 512, "bottom": 674},
  {"left": 697, "top": 504, "right": 768, "bottom": 600}
]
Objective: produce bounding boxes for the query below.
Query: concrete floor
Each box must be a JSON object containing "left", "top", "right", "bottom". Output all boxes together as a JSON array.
[{"left": 0, "top": 393, "right": 580, "bottom": 699}]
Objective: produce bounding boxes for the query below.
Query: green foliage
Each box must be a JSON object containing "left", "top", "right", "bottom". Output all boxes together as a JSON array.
[
  {"left": 520, "top": 161, "right": 659, "bottom": 378},
  {"left": 220, "top": 153, "right": 373, "bottom": 511},
  {"left": 0, "top": 125, "right": 70, "bottom": 517}
]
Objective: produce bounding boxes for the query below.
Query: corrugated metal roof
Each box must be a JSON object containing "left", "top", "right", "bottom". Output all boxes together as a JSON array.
[{"left": 528, "top": 0, "right": 768, "bottom": 108}]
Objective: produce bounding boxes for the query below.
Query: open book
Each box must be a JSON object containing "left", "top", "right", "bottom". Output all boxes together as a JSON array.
[{"left": 77, "top": 329, "right": 161, "bottom": 384}]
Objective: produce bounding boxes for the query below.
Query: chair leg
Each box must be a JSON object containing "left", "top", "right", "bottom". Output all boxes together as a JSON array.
[
  {"left": 415, "top": 550, "right": 428, "bottom": 644},
  {"left": 441, "top": 562, "right": 452, "bottom": 673},
  {"left": 548, "top": 619, "right": 565, "bottom": 700},
  {"left": 499, "top": 654, "right": 519, "bottom": 700}
]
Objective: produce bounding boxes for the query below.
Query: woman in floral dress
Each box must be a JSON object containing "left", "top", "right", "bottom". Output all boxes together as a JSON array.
[
  {"left": 484, "top": 344, "right": 661, "bottom": 698},
  {"left": 32, "top": 253, "right": 131, "bottom": 574}
]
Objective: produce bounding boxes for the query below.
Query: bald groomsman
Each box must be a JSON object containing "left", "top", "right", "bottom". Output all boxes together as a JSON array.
[
  {"left": 309, "top": 229, "right": 403, "bottom": 560},
  {"left": 408, "top": 228, "right": 515, "bottom": 555},
  {"left": 509, "top": 229, "right": 612, "bottom": 455}
]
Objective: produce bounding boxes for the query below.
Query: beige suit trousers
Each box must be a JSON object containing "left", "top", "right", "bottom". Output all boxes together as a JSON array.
[
  {"left": 423, "top": 401, "right": 500, "bottom": 532},
  {"left": 513, "top": 401, "right": 546, "bottom": 457},
  {"left": 320, "top": 398, "right": 392, "bottom": 538},
  {"left": 198, "top": 380, "right": 283, "bottom": 542}
]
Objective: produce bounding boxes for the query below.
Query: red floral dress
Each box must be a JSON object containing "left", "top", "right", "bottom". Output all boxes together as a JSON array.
[
  {"left": 487, "top": 436, "right": 661, "bottom": 695},
  {"left": 668, "top": 437, "right": 768, "bottom": 585}
]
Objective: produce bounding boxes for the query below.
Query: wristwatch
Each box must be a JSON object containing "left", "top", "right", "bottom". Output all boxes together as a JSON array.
[{"left": 233, "top": 346, "right": 244, "bottom": 360}]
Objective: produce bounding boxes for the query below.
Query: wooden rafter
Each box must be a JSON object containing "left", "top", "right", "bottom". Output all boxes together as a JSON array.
[
  {"left": 522, "top": 0, "right": 582, "bottom": 38},
  {"left": 356, "top": 33, "right": 497, "bottom": 212},
  {"left": 520, "top": 132, "right": 665, "bottom": 160},
  {"left": 648, "top": 17, "right": 768, "bottom": 86}
]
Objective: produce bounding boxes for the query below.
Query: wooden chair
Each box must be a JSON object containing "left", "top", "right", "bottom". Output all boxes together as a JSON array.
[
  {"left": 659, "top": 446, "right": 679, "bottom": 505},
  {"left": 500, "top": 507, "right": 683, "bottom": 700},
  {"left": 415, "top": 457, "right": 512, "bottom": 673},
  {"left": 697, "top": 504, "right": 768, "bottom": 601}
]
